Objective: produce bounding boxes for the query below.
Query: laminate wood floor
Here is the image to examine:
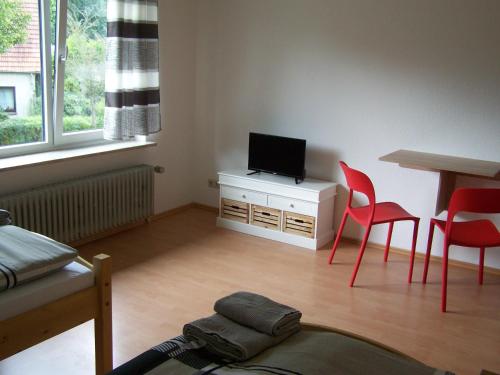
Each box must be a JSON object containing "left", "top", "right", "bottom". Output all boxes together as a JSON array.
[{"left": 1, "top": 207, "right": 499, "bottom": 375}]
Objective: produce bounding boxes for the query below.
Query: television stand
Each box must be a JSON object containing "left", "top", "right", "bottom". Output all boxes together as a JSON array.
[
  {"left": 247, "top": 170, "right": 303, "bottom": 184},
  {"left": 217, "top": 170, "right": 337, "bottom": 250}
]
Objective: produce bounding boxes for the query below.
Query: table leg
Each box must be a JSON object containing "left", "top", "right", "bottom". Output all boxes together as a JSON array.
[{"left": 435, "top": 171, "right": 456, "bottom": 215}]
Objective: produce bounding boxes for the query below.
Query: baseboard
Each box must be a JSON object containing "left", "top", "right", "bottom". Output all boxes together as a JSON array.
[
  {"left": 148, "top": 203, "right": 195, "bottom": 221},
  {"left": 71, "top": 202, "right": 500, "bottom": 275},
  {"left": 149, "top": 203, "right": 218, "bottom": 221},
  {"left": 70, "top": 204, "right": 195, "bottom": 247},
  {"left": 191, "top": 202, "right": 219, "bottom": 213},
  {"left": 342, "top": 237, "right": 500, "bottom": 276},
  {"left": 69, "top": 220, "right": 148, "bottom": 248}
]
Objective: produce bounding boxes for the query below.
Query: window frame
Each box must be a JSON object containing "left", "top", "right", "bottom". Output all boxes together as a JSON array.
[
  {"left": 0, "top": 0, "right": 53, "bottom": 158},
  {"left": 0, "top": 0, "right": 106, "bottom": 159},
  {"left": 53, "top": 0, "right": 104, "bottom": 147}
]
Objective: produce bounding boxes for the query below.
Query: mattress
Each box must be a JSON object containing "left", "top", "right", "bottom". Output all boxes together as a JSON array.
[{"left": 0, "top": 261, "right": 94, "bottom": 320}]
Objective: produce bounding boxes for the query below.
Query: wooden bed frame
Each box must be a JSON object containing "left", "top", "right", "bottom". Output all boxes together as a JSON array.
[{"left": 0, "top": 254, "right": 113, "bottom": 375}]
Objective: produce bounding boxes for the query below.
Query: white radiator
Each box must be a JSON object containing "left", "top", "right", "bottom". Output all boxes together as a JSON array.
[{"left": 0, "top": 165, "right": 154, "bottom": 243}]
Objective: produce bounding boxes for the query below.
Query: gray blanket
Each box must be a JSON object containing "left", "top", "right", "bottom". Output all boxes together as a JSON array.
[
  {"left": 214, "top": 291, "right": 302, "bottom": 336},
  {"left": 183, "top": 313, "right": 300, "bottom": 361},
  {"left": 112, "top": 325, "right": 453, "bottom": 375},
  {"left": 0, "top": 225, "right": 77, "bottom": 292}
]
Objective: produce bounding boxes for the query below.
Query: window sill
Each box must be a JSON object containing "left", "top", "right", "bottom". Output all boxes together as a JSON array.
[{"left": 0, "top": 141, "right": 157, "bottom": 172}]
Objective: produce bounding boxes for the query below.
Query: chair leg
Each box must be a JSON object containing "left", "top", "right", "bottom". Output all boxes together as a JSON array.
[
  {"left": 479, "top": 247, "right": 485, "bottom": 285},
  {"left": 422, "top": 221, "right": 435, "bottom": 284},
  {"left": 328, "top": 211, "right": 349, "bottom": 264},
  {"left": 384, "top": 222, "right": 394, "bottom": 262},
  {"left": 408, "top": 219, "right": 419, "bottom": 284},
  {"left": 441, "top": 242, "right": 450, "bottom": 312},
  {"left": 349, "top": 225, "right": 372, "bottom": 287}
]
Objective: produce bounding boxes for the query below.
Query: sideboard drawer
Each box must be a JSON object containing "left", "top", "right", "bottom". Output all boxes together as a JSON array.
[
  {"left": 283, "top": 211, "right": 316, "bottom": 238},
  {"left": 251, "top": 205, "right": 281, "bottom": 231},
  {"left": 268, "top": 195, "right": 316, "bottom": 216},
  {"left": 221, "top": 199, "right": 249, "bottom": 223},
  {"left": 221, "top": 186, "right": 268, "bottom": 206}
]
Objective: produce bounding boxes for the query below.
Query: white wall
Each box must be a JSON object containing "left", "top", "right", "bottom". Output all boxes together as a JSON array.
[
  {"left": 0, "top": 0, "right": 197, "bottom": 214},
  {"left": 193, "top": 0, "right": 500, "bottom": 267}
]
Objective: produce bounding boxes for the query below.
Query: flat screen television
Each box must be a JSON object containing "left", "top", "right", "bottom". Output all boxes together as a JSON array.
[{"left": 248, "top": 132, "right": 306, "bottom": 183}]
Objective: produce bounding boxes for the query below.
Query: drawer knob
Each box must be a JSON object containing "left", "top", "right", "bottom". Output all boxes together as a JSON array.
[
  {"left": 242, "top": 194, "right": 246, "bottom": 199},
  {"left": 290, "top": 204, "right": 294, "bottom": 208}
]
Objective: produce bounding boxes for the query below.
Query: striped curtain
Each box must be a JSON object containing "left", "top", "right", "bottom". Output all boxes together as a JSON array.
[{"left": 104, "top": 0, "right": 161, "bottom": 140}]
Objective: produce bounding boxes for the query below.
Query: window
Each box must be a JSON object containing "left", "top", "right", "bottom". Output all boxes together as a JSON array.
[
  {"left": 0, "top": 0, "right": 107, "bottom": 157},
  {"left": 54, "top": 0, "right": 106, "bottom": 145},
  {"left": 0, "top": 87, "right": 16, "bottom": 113},
  {"left": 0, "top": 0, "right": 45, "bottom": 150}
]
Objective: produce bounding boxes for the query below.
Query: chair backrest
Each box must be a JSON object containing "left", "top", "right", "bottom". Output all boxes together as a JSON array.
[
  {"left": 339, "top": 161, "right": 376, "bottom": 216},
  {"left": 448, "top": 188, "right": 500, "bottom": 219},
  {"left": 445, "top": 188, "right": 500, "bottom": 235}
]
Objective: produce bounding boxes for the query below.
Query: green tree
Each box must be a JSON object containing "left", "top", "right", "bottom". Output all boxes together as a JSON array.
[
  {"left": 68, "top": 0, "right": 106, "bottom": 39},
  {"left": 64, "top": 6, "right": 105, "bottom": 129},
  {"left": 0, "top": 0, "right": 31, "bottom": 54}
]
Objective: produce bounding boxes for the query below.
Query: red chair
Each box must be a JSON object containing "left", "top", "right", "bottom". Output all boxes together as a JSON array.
[
  {"left": 422, "top": 188, "right": 500, "bottom": 312},
  {"left": 328, "top": 161, "right": 420, "bottom": 287}
]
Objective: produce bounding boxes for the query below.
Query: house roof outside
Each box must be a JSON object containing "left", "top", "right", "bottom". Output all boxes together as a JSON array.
[{"left": 0, "top": 0, "right": 41, "bottom": 74}]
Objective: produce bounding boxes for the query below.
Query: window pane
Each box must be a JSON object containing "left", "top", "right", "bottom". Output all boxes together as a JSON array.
[
  {"left": 0, "top": 0, "right": 44, "bottom": 147},
  {"left": 62, "top": 0, "right": 106, "bottom": 133},
  {"left": 0, "top": 87, "right": 16, "bottom": 112}
]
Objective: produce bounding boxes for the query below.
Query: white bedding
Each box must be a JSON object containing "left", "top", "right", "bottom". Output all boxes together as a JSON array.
[{"left": 0, "top": 261, "right": 94, "bottom": 320}]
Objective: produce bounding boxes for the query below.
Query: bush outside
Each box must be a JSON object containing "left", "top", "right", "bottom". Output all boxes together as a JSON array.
[{"left": 0, "top": 114, "right": 101, "bottom": 146}]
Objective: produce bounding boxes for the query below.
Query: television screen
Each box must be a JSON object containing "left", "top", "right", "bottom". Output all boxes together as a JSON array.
[{"left": 248, "top": 132, "right": 306, "bottom": 180}]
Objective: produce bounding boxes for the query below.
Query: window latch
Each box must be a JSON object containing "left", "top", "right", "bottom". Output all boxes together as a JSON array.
[{"left": 60, "top": 45, "right": 69, "bottom": 63}]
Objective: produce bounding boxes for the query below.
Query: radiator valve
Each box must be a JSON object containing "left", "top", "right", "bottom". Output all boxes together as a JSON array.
[
  {"left": 154, "top": 165, "right": 165, "bottom": 174},
  {"left": 0, "top": 209, "right": 12, "bottom": 226}
]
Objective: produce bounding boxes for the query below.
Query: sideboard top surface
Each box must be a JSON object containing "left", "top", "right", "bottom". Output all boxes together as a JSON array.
[
  {"left": 218, "top": 170, "right": 337, "bottom": 202},
  {"left": 218, "top": 170, "right": 337, "bottom": 192}
]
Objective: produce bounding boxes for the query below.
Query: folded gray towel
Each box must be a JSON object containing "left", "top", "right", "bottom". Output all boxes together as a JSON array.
[
  {"left": 214, "top": 291, "right": 302, "bottom": 336},
  {"left": 183, "top": 313, "right": 299, "bottom": 361},
  {"left": 0, "top": 210, "right": 11, "bottom": 226}
]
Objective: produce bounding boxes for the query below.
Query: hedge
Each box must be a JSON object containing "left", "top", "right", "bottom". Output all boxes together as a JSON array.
[
  {"left": 64, "top": 116, "right": 103, "bottom": 132},
  {"left": 0, "top": 116, "right": 42, "bottom": 146},
  {"left": 0, "top": 116, "right": 103, "bottom": 146}
]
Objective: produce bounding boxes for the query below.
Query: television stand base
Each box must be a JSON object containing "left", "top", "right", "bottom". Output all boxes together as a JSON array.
[
  {"left": 246, "top": 170, "right": 261, "bottom": 176},
  {"left": 217, "top": 170, "right": 337, "bottom": 250},
  {"left": 295, "top": 177, "right": 303, "bottom": 184}
]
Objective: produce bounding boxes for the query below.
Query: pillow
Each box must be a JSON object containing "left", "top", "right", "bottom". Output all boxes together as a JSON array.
[{"left": 0, "top": 225, "right": 77, "bottom": 292}]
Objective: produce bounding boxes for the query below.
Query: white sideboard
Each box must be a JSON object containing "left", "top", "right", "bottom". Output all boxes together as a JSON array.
[{"left": 216, "top": 170, "right": 337, "bottom": 250}]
